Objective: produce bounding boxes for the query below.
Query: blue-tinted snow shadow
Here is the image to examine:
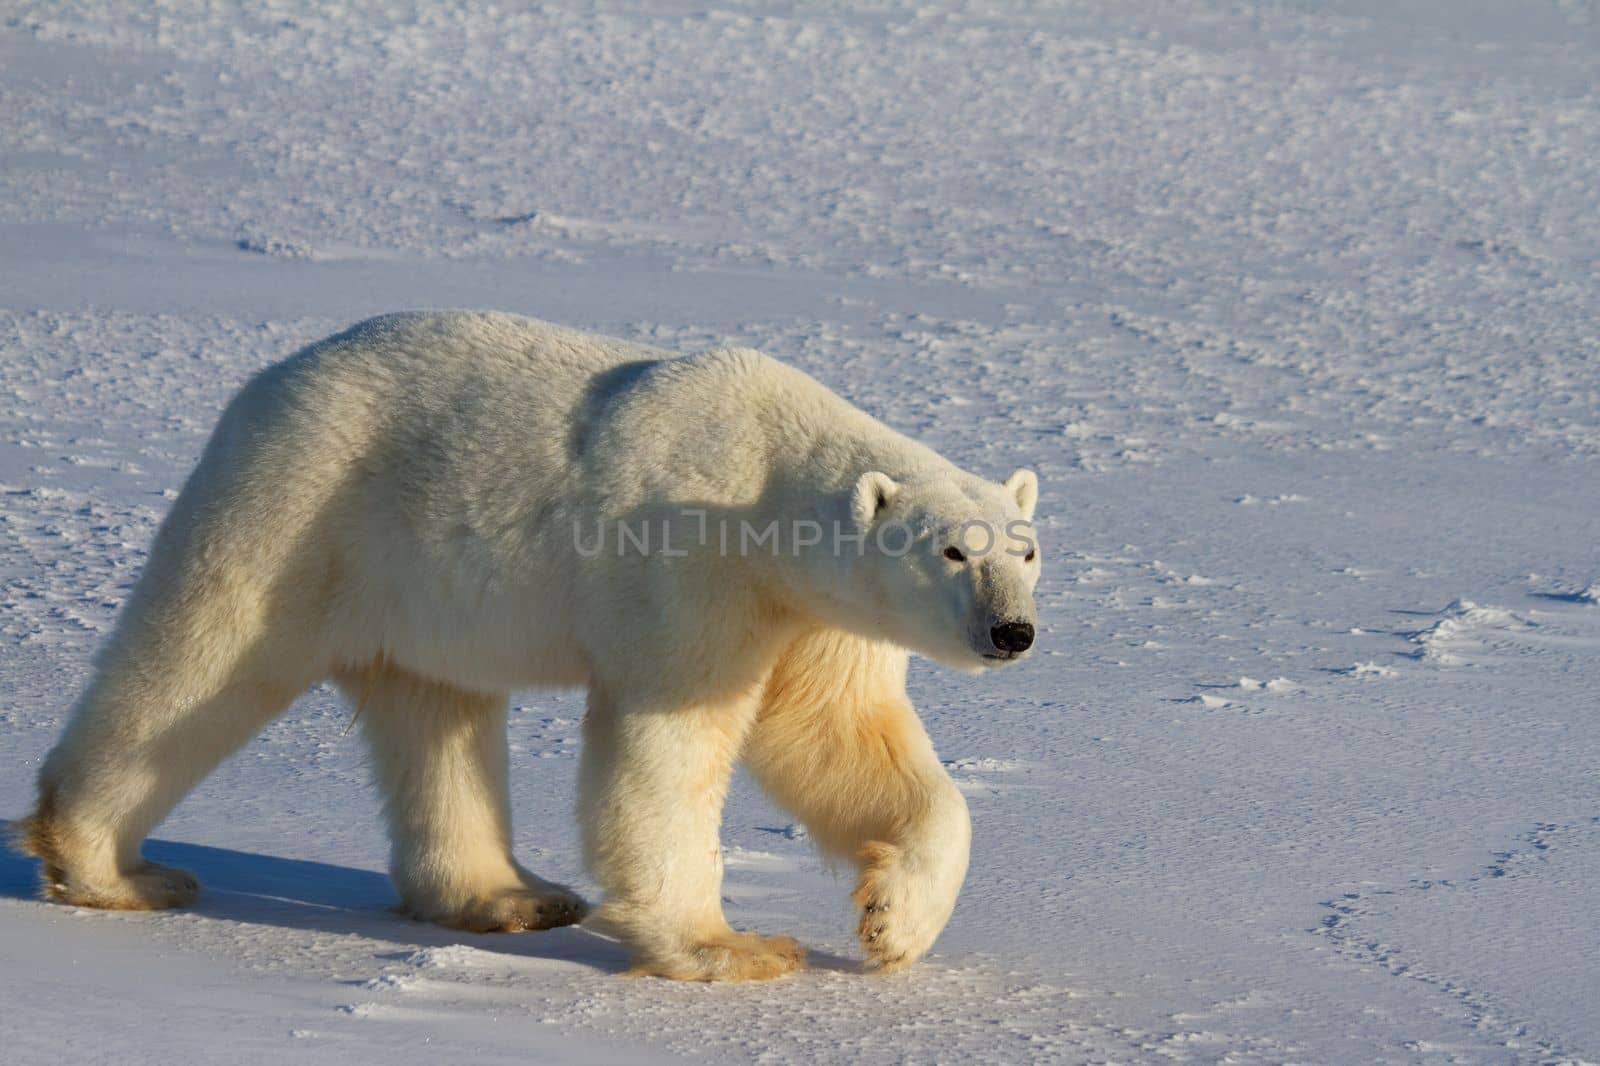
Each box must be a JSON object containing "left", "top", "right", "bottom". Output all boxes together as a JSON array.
[
  {"left": 1530, "top": 589, "right": 1597, "bottom": 605},
  {"left": 0, "top": 823, "right": 631, "bottom": 973}
]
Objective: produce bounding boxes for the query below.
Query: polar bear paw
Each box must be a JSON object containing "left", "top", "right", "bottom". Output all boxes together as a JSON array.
[
  {"left": 628, "top": 930, "right": 806, "bottom": 982},
  {"left": 853, "top": 841, "right": 958, "bottom": 972},
  {"left": 126, "top": 860, "right": 202, "bottom": 908},
  {"left": 419, "top": 882, "right": 589, "bottom": 933},
  {"left": 47, "top": 860, "right": 200, "bottom": 911}
]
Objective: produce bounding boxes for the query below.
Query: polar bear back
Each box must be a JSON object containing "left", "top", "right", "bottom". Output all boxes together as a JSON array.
[
  {"left": 276, "top": 312, "right": 948, "bottom": 521},
  {"left": 157, "top": 311, "right": 950, "bottom": 691}
]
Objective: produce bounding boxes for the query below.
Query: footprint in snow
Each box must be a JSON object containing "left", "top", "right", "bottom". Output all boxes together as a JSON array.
[
  {"left": 942, "top": 756, "right": 1030, "bottom": 796},
  {"left": 1404, "top": 599, "right": 1533, "bottom": 665}
]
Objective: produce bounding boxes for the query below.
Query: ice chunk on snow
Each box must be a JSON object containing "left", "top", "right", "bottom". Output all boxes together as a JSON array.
[{"left": 1239, "top": 677, "right": 1296, "bottom": 692}]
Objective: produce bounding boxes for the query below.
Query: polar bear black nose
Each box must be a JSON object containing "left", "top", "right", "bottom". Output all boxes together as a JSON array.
[{"left": 991, "top": 622, "right": 1034, "bottom": 654}]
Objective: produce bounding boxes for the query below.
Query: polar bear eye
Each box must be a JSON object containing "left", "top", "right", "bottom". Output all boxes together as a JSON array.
[
  {"left": 943, "top": 546, "right": 966, "bottom": 563},
  {"left": 1025, "top": 548, "right": 1036, "bottom": 562}
]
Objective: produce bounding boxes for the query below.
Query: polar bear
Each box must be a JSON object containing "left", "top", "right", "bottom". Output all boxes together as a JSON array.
[{"left": 15, "top": 312, "right": 1041, "bottom": 980}]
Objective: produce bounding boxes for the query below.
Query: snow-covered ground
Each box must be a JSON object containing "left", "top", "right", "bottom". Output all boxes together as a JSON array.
[{"left": 3, "top": 2, "right": 1598, "bottom": 1062}]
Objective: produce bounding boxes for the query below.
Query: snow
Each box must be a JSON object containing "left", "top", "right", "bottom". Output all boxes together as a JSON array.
[{"left": 3, "top": 1, "right": 1598, "bottom": 1062}]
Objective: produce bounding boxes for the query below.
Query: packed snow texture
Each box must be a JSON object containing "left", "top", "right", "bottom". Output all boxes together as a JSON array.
[{"left": 3, "top": 2, "right": 1598, "bottom": 1063}]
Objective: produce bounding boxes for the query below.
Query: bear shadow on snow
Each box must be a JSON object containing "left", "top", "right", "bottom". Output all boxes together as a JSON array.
[
  {"left": 0, "top": 822, "right": 624, "bottom": 972},
  {"left": 0, "top": 822, "right": 862, "bottom": 975}
]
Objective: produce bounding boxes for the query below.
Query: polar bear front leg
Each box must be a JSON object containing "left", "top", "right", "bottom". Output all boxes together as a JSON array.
[
  {"left": 746, "top": 634, "right": 971, "bottom": 972},
  {"left": 580, "top": 685, "right": 805, "bottom": 981},
  {"left": 849, "top": 784, "right": 971, "bottom": 971},
  {"left": 339, "top": 664, "right": 587, "bottom": 933}
]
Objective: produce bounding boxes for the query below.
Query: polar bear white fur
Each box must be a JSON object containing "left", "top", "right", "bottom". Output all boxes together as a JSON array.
[{"left": 16, "top": 312, "right": 1041, "bottom": 981}]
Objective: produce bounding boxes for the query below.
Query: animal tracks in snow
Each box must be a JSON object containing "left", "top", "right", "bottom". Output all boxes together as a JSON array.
[
  {"left": 941, "top": 756, "right": 1036, "bottom": 796},
  {"left": 1313, "top": 818, "right": 1600, "bottom": 1064}
]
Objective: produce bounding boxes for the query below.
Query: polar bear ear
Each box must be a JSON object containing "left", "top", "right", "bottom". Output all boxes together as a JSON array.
[
  {"left": 851, "top": 471, "right": 900, "bottom": 530},
  {"left": 1004, "top": 468, "right": 1038, "bottom": 520}
]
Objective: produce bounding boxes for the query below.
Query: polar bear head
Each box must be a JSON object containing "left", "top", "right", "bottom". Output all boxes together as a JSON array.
[{"left": 838, "top": 467, "right": 1041, "bottom": 672}]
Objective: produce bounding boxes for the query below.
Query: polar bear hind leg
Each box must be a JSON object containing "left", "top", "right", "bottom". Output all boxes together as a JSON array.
[
  {"left": 336, "top": 661, "right": 587, "bottom": 932},
  {"left": 18, "top": 608, "right": 302, "bottom": 910}
]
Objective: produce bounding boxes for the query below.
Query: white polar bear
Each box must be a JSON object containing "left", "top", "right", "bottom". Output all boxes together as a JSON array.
[{"left": 16, "top": 312, "right": 1041, "bottom": 981}]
